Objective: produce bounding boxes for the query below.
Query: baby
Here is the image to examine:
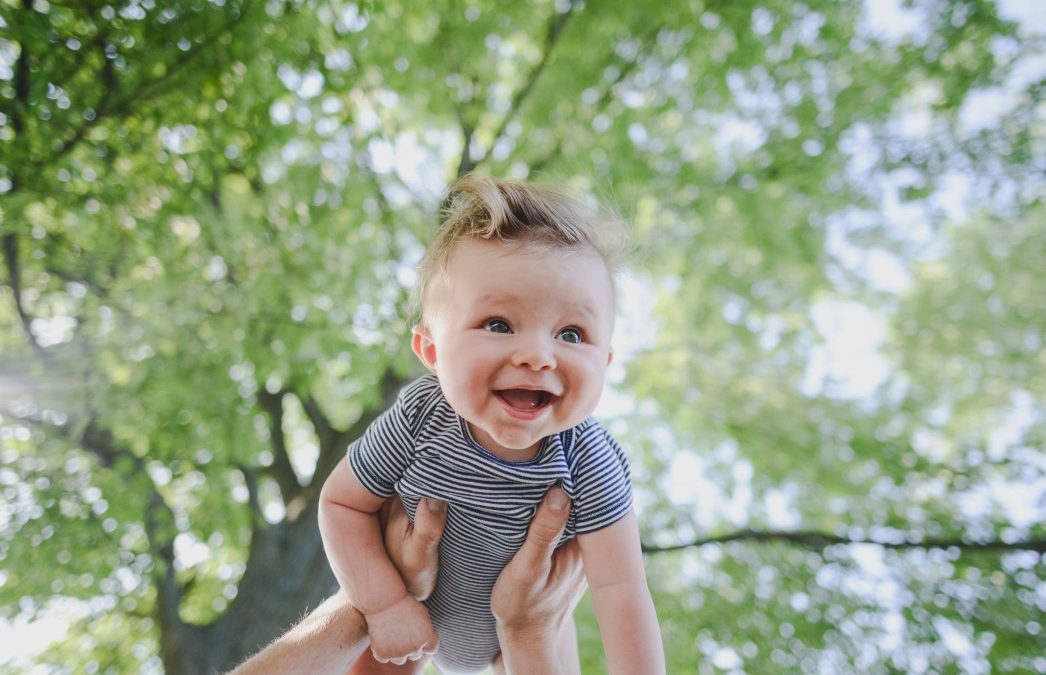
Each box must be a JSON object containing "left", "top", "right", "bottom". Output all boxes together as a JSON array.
[{"left": 319, "top": 175, "right": 664, "bottom": 674}]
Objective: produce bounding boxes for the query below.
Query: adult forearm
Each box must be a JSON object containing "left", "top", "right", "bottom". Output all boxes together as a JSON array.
[
  {"left": 228, "top": 592, "right": 368, "bottom": 675},
  {"left": 495, "top": 625, "right": 568, "bottom": 675}
]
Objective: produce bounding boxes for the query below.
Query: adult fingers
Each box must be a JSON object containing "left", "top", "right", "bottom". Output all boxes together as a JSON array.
[
  {"left": 394, "top": 497, "right": 446, "bottom": 601},
  {"left": 380, "top": 495, "right": 403, "bottom": 533},
  {"left": 514, "top": 487, "right": 571, "bottom": 570},
  {"left": 552, "top": 538, "right": 583, "bottom": 578},
  {"left": 410, "top": 497, "right": 447, "bottom": 553}
]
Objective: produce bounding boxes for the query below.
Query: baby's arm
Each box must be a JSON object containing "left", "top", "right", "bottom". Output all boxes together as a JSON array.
[
  {"left": 318, "top": 457, "right": 439, "bottom": 663},
  {"left": 577, "top": 509, "right": 665, "bottom": 674}
]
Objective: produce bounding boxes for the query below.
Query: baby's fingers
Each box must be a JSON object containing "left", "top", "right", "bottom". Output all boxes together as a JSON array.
[
  {"left": 373, "top": 639, "right": 438, "bottom": 665},
  {"left": 400, "top": 646, "right": 432, "bottom": 665},
  {"left": 368, "top": 624, "right": 438, "bottom": 663}
]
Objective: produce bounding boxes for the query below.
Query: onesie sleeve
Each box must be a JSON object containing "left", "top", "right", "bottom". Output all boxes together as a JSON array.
[
  {"left": 569, "top": 421, "right": 634, "bottom": 535},
  {"left": 346, "top": 376, "right": 436, "bottom": 498}
]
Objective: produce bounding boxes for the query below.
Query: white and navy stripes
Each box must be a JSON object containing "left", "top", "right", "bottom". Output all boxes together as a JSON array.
[{"left": 347, "top": 374, "right": 633, "bottom": 673}]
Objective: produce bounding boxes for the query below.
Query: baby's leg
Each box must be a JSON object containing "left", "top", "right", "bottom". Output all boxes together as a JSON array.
[{"left": 345, "top": 649, "right": 428, "bottom": 675}]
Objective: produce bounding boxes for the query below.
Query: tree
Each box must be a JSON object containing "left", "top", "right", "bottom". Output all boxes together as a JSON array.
[{"left": 1, "top": 0, "right": 1042, "bottom": 672}]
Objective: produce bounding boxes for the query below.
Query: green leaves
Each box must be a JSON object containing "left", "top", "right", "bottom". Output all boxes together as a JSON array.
[{"left": 1, "top": 0, "right": 1042, "bottom": 672}]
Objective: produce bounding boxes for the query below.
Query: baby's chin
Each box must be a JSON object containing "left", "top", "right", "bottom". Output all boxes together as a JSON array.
[
  {"left": 493, "top": 421, "right": 584, "bottom": 451},
  {"left": 466, "top": 405, "right": 596, "bottom": 453}
]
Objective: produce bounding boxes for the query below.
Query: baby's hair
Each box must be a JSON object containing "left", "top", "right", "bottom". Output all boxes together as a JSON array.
[{"left": 413, "top": 174, "right": 629, "bottom": 318}]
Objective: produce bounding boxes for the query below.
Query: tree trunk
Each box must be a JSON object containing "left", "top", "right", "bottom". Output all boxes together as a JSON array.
[{"left": 159, "top": 503, "right": 339, "bottom": 674}]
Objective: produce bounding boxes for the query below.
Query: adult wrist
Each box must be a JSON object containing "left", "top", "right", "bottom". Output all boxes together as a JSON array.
[{"left": 495, "top": 622, "right": 562, "bottom": 673}]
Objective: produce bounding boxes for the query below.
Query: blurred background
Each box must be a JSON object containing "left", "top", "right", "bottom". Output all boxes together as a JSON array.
[{"left": 1, "top": 0, "right": 1043, "bottom": 672}]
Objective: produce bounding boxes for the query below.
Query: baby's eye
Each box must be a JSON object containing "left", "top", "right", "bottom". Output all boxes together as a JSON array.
[
  {"left": 484, "top": 318, "right": 512, "bottom": 334},
  {"left": 556, "top": 327, "right": 583, "bottom": 344}
]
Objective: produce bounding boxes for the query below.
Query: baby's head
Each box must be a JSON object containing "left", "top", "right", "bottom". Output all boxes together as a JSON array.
[
  {"left": 411, "top": 175, "right": 628, "bottom": 459},
  {"left": 413, "top": 175, "right": 627, "bottom": 322}
]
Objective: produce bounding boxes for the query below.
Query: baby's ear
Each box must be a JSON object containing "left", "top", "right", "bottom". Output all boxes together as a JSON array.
[{"left": 411, "top": 325, "right": 438, "bottom": 372}]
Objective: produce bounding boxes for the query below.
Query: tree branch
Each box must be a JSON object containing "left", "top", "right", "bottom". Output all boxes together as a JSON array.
[
  {"left": 10, "top": 406, "right": 188, "bottom": 630},
  {"left": 3, "top": 234, "right": 49, "bottom": 361},
  {"left": 300, "top": 393, "right": 336, "bottom": 448},
  {"left": 3, "top": 3, "right": 47, "bottom": 359},
  {"left": 237, "top": 463, "right": 266, "bottom": 531},
  {"left": 42, "top": 262, "right": 111, "bottom": 298},
  {"left": 521, "top": 19, "right": 658, "bottom": 177},
  {"left": 33, "top": 2, "right": 255, "bottom": 172},
  {"left": 484, "top": 1, "right": 578, "bottom": 161},
  {"left": 591, "top": 24, "right": 656, "bottom": 111},
  {"left": 311, "top": 368, "right": 407, "bottom": 490},
  {"left": 255, "top": 388, "right": 303, "bottom": 504},
  {"left": 50, "top": 20, "right": 110, "bottom": 97},
  {"left": 641, "top": 529, "right": 1046, "bottom": 554},
  {"left": 453, "top": 95, "right": 478, "bottom": 179},
  {"left": 71, "top": 421, "right": 179, "bottom": 559},
  {"left": 528, "top": 138, "right": 562, "bottom": 176},
  {"left": 11, "top": 2, "right": 31, "bottom": 141}
]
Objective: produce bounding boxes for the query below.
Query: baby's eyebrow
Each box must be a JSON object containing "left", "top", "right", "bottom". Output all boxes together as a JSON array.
[
  {"left": 567, "top": 301, "right": 599, "bottom": 319},
  {"left": 475, "top": 293, "right": 601, "bottom": 323},
  {"left": 476, "top": 292, "right": 520, "bottom": 306}
]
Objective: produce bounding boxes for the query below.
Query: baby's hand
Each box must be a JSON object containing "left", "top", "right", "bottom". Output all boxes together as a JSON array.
[{"left": 364, "top": 594, "right": 440, "bottom": 664}]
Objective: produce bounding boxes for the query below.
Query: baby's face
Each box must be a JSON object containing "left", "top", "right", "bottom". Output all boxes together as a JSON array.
[{"left": 413, "top": 239, "right": 614, "bottom": 461}]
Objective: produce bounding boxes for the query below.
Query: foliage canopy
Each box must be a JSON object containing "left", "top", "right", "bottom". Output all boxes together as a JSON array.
[{"left": 1, "top": 0, "right": 1043, "bottom": 672}]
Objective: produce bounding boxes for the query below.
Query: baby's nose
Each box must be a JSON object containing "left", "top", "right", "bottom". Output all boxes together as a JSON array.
[{"left": 512, "top": 334, "right": 556, "bottom": 370}]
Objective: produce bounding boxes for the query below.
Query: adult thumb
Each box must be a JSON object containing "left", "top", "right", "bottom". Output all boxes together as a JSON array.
[
  {"left": 518, "top": 487, "right": 571, "bottom": 566},
  {"left": 411, "top": 497, "right": 448, "bottom": 552}
]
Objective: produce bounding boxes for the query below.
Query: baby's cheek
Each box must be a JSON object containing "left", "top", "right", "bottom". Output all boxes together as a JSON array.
[{"left": 576, "top": 361, "right": 606, "bottom": 389}]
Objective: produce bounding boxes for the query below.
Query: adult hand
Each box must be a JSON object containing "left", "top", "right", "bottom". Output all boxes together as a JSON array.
[
  {"left": 491, "top": 487, "right": 587, "bottom": 673},
  {"left": 382, "top": 496, "right": 447, "bottom": 601},
  {"left": 229, "top": 496, "right": 448, "bottom": 675}
]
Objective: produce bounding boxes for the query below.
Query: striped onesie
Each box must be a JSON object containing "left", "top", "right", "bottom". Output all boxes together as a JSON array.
[{"left": 347, "top": 374, "right": 633, "bottom": 673}]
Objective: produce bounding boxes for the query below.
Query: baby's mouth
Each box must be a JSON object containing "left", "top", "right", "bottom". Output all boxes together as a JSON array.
[{"left": 496, "top": 389, "right": 558, "bottom": 411}]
